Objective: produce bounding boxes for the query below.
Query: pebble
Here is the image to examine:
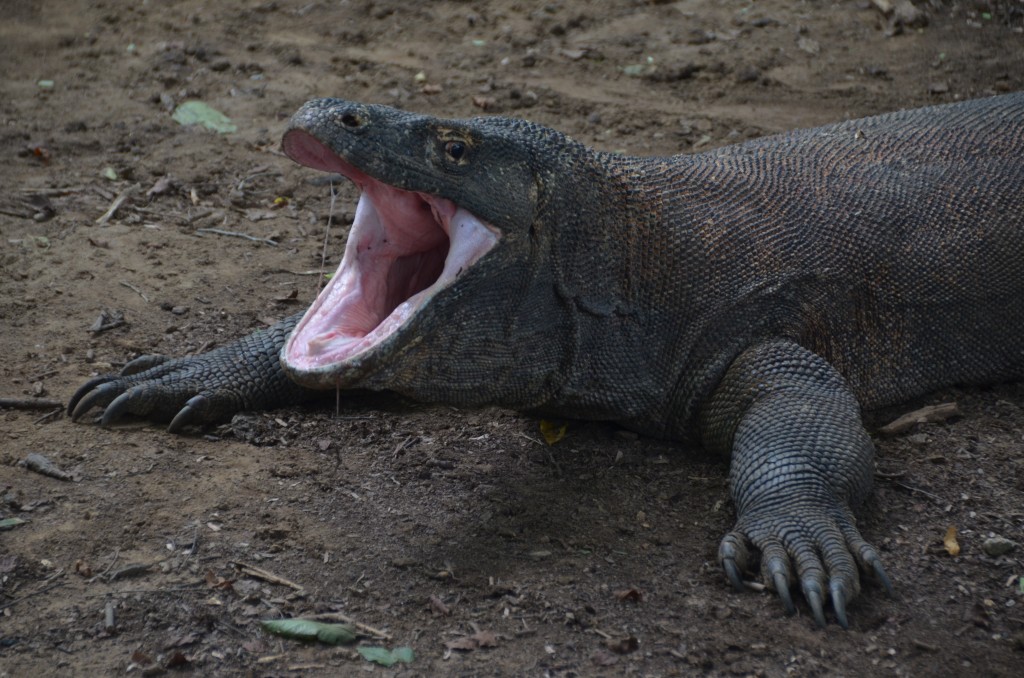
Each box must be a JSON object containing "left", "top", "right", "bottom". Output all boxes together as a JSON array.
[{"left": 982, "top": 536, "right": 1017, "bottom": 556}]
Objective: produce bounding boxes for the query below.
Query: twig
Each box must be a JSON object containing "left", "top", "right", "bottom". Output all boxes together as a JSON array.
[
  {"left": 107, "top": 562, "right": 158, "bottom": 582},
  {"left": 230, "top": 561, "right": 304, "bottom": 591},
  {"left": 33, "top": 408, "right": 63, "bottom": 425},
  {"left": 95, "top": 183, "right": 140, "bottom": 225},
  {"left": 305, "top": 612, "right": 392, "bottom": 639},
  {"left": 83, "top": 586, "right": 202, "bottom": 598},
  {"left": 196, "top": 228, "right": 278, "bottom": 247},
  {"left": 119, "top": 281, "right": 149, "bottom": 303},
  {"left": 878, "top": 402, "right": 960, "bottom": 436},
  {"left": 0, "top": 397, "right": 63, "bottom": 410},
  {"left": 179, "top": 524, "right": 200, "bottom": 569},
  {"left": 89, "top": 310, "right": 126, "bottom": 334},
  {"left": 104, "top": 600, "right": 116, "bottom": 631},
  {"left": 28, "top": 369, "right": 59, "bottom": 382},
  {"left": 19, "top": 186, "right": 87, "bottom": 196},
  {"left": 184, "top": 208, "right": 217, "bottom": 224},
  {"left": 0, "top": 207, "right": 35, "bottom": 219},
  {"left": 1, "top": 571, "right": 66, "bottom": 609},
  {"left": 514, "top": 431, "right": 545, "bottom": 446},
  {"left": 22, "top": 453, "right": 77, "bottom": 481},
  {"left": 88, "top": 548, "right": 121, "bottom": 584},
  {"left": 269, "top": 269, "right": 328, "bottom": 276},
  {"left": 892, "top": 481, "right": 942, "bottom": 502}
]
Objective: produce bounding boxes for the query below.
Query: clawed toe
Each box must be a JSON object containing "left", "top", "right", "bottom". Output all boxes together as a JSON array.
[
  {"left": 871, "top": 559, "right": 895, "bottom": 597},
  {"left": 831, "top": 582, "right": 849, "bottom": 629},
  {"left": 100, "top": 391, "right": 136, "bottom": 426},
  {"left": 721, "top": 505, "right": 893, "bottom": 628},
  {"left": 69, "top": 380, "right": 120, "bottom": 421},
  {"left": 804, "top": 587, "right": 827, "bottom": 629},
  {"left": 722, "top": 558, "right": 745, "bottom": 592},
  {"left": 168, "top": 394, "right": 207, "bottom": 433},
  {"left": 772, "top": 571, "right": 795, "bottom": 615}
]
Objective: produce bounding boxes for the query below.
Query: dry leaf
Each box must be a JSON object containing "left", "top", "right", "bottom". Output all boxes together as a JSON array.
[
  {"left": 540, "top": 419, "right": 567, "bottom": 445},
  {"left": 444, "top": 630, "right": 499, "bottom": 651},
  {"left": 205, "top": 569, "right": 235, "bottom": 590},
  {"left": 444, "top": 636, "right": 480, "bottom": 651},
  {"left": 164, "top": 632, "right": 201, "bottom": 649},
  {"left": 429, "top": 594, "right": 451, "bottom": 616},
  {"left": 943, "top": 525, "right": 961, "bottom": 556},
  {"left": 472, "top": 96, "right": 495, "bottom": 110},
  {"left": 605, "top": 635, "right": 640, "bottom": 654},
  {"left": 130, "top": 650, "right": 154, "bottom": 666},
  {"left": 275, "top": 289, "right": 300, "bottom": 303},
  {"left": 614, "top": 587, "right": 644, "bottom": 603},
  {"left": 471, "top": 630, "right": 499, "bottom": 648}
]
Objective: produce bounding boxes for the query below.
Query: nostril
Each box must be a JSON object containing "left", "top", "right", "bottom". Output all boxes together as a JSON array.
[{"left": 340, "top": 113, "right": 362, "bottom": 128}]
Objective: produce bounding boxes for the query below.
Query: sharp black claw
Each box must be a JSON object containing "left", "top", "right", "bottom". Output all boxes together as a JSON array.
[
  {"left": 872, "top": 560, "right": 895, "bottom": 597},
  {"left": 68, "top": 376, "right": 117, "bottom": 417},
  {"left": 831, "top": 583, "right": 849, "bottom": 629},
  {"left": 773, "top": 571, "right": 795, "bottom": 615},
  {"left": 806, "top": 589, "right": 826, "bottom": 629},
  {"left": 121, "top": 354, "right": 169, "bottom": 376},
  {"left": 723, "top": 559, "right": 745, "bottom": 592},
  {"left": 168, "top": 394, "right": 206, "bottom": 433},
  {"left": 70, "top": 381, "right": 120, "bottom": 421},
  {"left": 100, "top": 392, "right": 133, "bottom": 427}
]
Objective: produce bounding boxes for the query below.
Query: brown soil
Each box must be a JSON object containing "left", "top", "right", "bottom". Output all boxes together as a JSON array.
[{"left": 2, "top": 1, "right": 1024, "bottom": 675}]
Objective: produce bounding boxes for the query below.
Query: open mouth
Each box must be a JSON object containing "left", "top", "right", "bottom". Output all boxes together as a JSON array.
[{"left": 280, "top": 130, "right": 501, "bottom": 374}]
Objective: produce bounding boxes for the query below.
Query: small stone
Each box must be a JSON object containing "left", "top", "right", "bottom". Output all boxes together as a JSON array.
[
  {"left": 982, "top": 536, "right": 1017, "bottom": 557},
  {"left": 736, "top": 67, "right": 760, "bottom": 83},
  {"left": 797, "top": 37, "right": 820, "bottom": 56},
  {"left": 171, "top": 306, "right": 188, "bottom": 315}
]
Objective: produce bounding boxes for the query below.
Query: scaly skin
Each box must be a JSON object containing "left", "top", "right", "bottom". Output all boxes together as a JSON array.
[{"left": 69, "top": 93, "right": 1024, "bottom": 627}]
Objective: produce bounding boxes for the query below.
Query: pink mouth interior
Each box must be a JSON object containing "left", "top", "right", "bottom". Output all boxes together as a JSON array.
[{"left": 281, "top": 130, "right": 501, "bottom": 372}]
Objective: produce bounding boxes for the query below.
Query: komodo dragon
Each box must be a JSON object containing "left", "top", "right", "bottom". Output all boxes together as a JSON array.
[{"left": 69, "top": 93, "right": 1024, "bottom": 627}]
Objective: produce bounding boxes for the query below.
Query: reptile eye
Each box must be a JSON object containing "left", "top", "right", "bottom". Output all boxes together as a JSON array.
[{"left": 445, "top": 140, "right": 467, "bottom": 161}]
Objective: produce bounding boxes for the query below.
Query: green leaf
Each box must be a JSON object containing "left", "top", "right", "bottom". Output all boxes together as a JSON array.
[
  {"left": 260, "top": 618, "right": 356, "bottom": 645},
  {"left": 0, "top": 517, "right": 27, "bottom": 531},
  {"left": 171, "top": 101, "right": 237, "bottom": 134},
  {"left": 357, "top": 646, "right": 415, "bottom": 666}
]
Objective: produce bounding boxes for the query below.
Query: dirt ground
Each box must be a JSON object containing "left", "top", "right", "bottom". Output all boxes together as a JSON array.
[{"left": 2, "top": 0, "right": 1024, "bottom": 675}]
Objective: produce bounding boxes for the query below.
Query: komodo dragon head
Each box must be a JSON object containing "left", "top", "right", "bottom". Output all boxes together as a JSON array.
[{"left": 280, "top": 98, "right": 598, "bottom": 407}]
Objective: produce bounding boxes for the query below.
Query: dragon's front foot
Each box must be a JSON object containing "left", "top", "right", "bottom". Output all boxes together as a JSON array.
[
  {"left": 68, "top": 314, "right": 312, "bottom": 432},
  {"left": 719, "top": 500, "right": 894, "bottom": 628}
]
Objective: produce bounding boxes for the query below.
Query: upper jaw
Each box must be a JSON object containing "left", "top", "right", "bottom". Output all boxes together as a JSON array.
[{"left": 279, "top": 129, "right": 501, "bottom": 388}]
